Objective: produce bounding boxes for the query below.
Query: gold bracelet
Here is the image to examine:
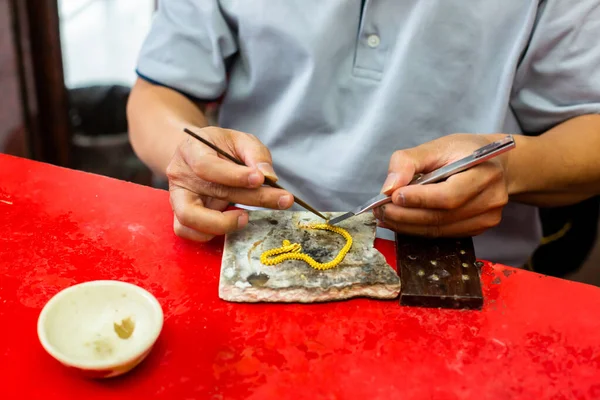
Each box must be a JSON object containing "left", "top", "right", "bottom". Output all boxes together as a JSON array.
[{"left": 259, "top": 223, "right": 353, "bottom": 270}]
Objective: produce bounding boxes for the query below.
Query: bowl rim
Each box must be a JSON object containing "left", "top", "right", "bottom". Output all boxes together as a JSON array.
[{"left": 37, "top": 280, "right": 164, "bottom": 371}]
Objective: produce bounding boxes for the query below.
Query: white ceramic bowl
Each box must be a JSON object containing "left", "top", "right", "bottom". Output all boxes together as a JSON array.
[{"left": 37, "top": 280, "right": 164, "bottom": 378}]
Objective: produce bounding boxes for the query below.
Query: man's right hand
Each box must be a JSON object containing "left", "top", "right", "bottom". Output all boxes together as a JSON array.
[{"left": 166, "top": 126, "right": 294, "bottom": 242}]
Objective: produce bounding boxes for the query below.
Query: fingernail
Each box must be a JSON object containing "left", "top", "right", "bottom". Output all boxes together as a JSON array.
[
  {"left": 382, "top": 173, "right": 398, "bottom": 194},
  {"left": 278, "top": 195, "right": 292, "bottom": 209},
  {"left": 396, "top": 192, "right": 406, "bottom": 206},
  {"left": 237, "top": 213, "right": 248, "bottom": 229},
  {"left": 248, "top": 171, "right": 262, "bottom": 187},
  {"left": 373, "top": 206, "right": 383, "bottom": 220},
  {"left": 257, "top": 163, "right": 278, "bottom": 181},
  {"left": 373, "top": 208, "right": 381, "bottom": 219}
]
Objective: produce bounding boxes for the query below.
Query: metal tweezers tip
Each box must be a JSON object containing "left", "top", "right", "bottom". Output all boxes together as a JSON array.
[{"left": 328, "top": 212, "right": 354, "bottom": 226}]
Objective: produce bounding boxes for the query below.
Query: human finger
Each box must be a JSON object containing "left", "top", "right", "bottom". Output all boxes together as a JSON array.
[
  {"left": 173, "top": 216, "right": 216, "bottom": 242},
  {"left": 183, "top": 150, "right": 267, "bottom": 189},
  {"left": 382, "top": 141, "right": 453, "bottom": 195},
  {"left": 376, "top": 184, "right": 507, "bottom": 226},
  {"left": 226, "top": 129, "right": 279, "bottom": 181},
  {"left": 169, "top": 187, "right": 249, "bottom": 236},
  {"left": 392, "top": 162, "right": 504, "bottom": 209},
  {"left": 179, "top": 127, "right": 279, "bottom": 185},
  {"left": 190, "top": 181, "right": 293, "bottom": 210},
  {"left": 377, "top": 208, "right": 503, "bottom": 238}
]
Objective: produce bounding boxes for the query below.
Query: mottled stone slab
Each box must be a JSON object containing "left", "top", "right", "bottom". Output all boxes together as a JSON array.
[{"left": 219, "top": 211, "right": 400, "bottom": 303}]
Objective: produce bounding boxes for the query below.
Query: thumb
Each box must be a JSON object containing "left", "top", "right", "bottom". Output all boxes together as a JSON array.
[
  {"left": 381, "top": 143, "right": 442, "bottom": 195},
  {"left": 230, "top": 130, "right": 279, "bottom": 182}
]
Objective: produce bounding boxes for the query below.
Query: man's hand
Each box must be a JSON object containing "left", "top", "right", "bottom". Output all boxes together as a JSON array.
[
  {"left": 374, "top": 134, "right": 510, "bottom": 237},
  {"left": 167, "top": 127, "right": 294, "bottom": 242}
]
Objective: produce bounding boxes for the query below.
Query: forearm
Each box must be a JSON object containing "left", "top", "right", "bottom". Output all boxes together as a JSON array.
[
  {"left": 499, "top": 114, "right": 600, "bottom": 207},
  {"left": 127, "top": 78, "right": 209, "bottom": 176}
]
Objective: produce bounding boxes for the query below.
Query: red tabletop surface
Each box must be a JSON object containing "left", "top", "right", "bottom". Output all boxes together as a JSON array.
[{"left": 1, "top": 153, "right": 599, "bottom": 399}]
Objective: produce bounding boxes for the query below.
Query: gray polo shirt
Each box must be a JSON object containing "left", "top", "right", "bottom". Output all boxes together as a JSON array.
[{"left": 135, "top": 0, "right": 600, "bottom": 267}]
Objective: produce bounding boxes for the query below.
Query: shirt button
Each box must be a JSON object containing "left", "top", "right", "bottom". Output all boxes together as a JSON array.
[{"left": 367, "top": 34, "right": 380, "bottom": 48}]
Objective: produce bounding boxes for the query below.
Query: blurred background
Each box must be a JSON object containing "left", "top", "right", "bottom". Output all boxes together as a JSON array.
[
  {"left": 0, "top": 0, "right": 156, "bottom": 185},
  {"left": 0, "top": 0, "right": 598, "bottom": 286}
]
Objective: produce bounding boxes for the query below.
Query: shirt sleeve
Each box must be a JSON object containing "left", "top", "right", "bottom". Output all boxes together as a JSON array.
[
  {"left": 135, "top": 0, "right": 237, "bottom": 101},
  {"left": 510, "top": 0, "right": 600, "bottom": 134}
]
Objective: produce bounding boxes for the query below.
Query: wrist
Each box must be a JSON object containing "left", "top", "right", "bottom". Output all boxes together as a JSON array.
[
  {"left": 501, "top": 134, "right": 537, "bottom": 197},
  {"left": 483, "top": 133, "right": 535, "bottom": 197}
]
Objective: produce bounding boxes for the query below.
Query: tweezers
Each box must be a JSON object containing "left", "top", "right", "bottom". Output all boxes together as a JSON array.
[
  {"left": 183, "top": 128, "right": 328, "bottom": 220},
  {"left": 328, "top": 135, "right": 516, "bottom": 226}
]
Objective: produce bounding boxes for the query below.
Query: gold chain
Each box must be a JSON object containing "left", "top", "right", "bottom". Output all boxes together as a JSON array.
[{"left": 259, "top": 223, "right": 353, "bottom": 270}]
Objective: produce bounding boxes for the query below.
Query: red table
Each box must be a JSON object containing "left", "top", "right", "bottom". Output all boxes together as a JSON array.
[{"left": 1, "top": 153, "right": 599, "bottom": 399}]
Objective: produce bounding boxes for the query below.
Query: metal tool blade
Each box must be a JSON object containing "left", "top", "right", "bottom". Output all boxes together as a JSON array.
[
  {"left": 329, "top": 193, "right": 391, "bottom": 225},
  {"left": 328, "top": 135, "right": 516, "bottom": 226},
  {"left": 327, "top": 212, "right": 354, "bottom": 226}
]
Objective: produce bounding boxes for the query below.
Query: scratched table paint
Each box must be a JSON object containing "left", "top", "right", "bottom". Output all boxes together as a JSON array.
[{"left": 0, "top": 153, "right": 599, "bottom": 400}]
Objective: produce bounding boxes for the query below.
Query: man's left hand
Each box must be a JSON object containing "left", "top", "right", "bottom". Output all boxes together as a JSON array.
[{"left": 375, "top": 133, "right": 510, "bottom": 237}]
